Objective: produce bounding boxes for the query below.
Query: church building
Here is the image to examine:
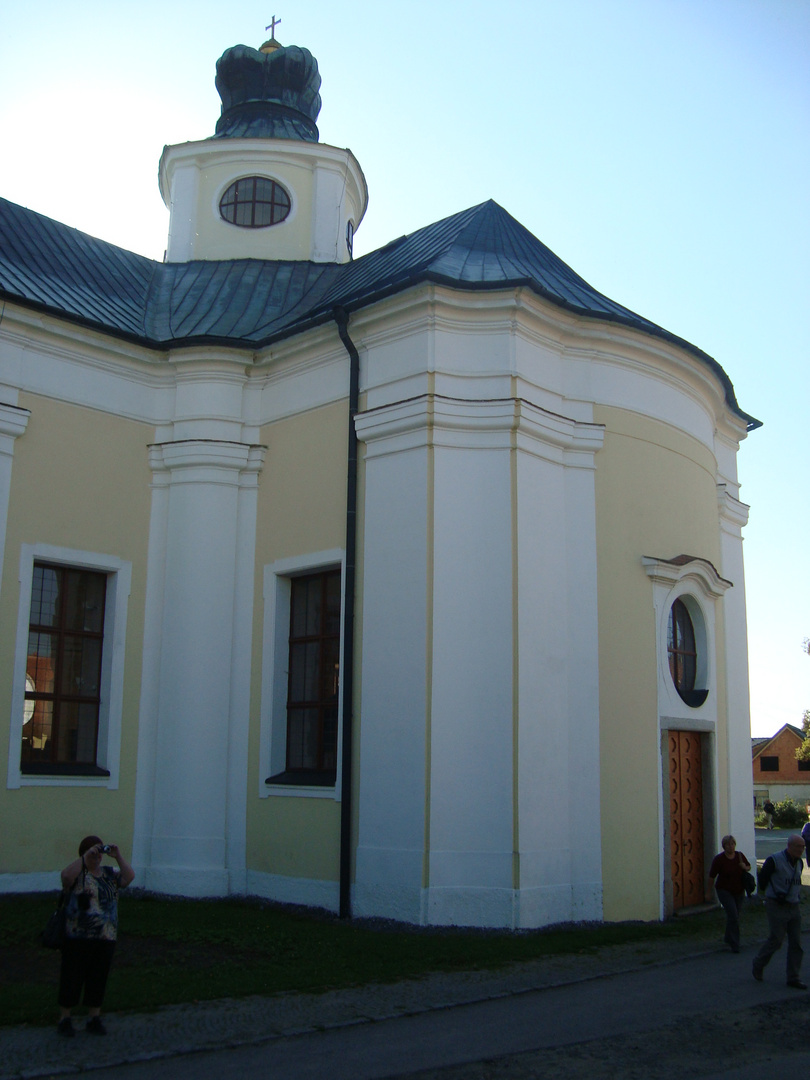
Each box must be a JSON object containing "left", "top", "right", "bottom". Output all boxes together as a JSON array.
[{"left": 0, "top": 34, "right": 758, "bottom": 927}]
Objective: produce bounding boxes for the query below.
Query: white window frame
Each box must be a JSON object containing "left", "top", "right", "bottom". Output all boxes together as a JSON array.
[
  {"left": 259, "top": 549, "right": 345, "bottom": 800},
  {"left": 642, "top": 556, "right": 731, "bottom": 724},
  {"left": 6, "top": 544, "right": 132, "bottom": 789}
]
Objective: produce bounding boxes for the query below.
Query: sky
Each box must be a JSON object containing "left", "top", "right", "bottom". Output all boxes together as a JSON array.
[{"left": 0, "top": 0, "right": 807, "bottom": 738}]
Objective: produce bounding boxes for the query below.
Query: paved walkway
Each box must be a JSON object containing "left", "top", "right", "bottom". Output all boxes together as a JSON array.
[{"left": 2, "top": 912, "right": 808, "bottom": 1080}]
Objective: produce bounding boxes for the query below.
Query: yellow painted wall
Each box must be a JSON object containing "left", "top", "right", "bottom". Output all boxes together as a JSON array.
[
  {"left": 0, "top": 393, "right": 152, "bottom": 874},
  {"left": 594, "top": 406, "right": 723, "bottom": 921},
  {"left": 194, "top": 160, "right": 315, "bottom": 262},
  {"left": 247, "top": 400, "right": 349, "bottom": 882}
]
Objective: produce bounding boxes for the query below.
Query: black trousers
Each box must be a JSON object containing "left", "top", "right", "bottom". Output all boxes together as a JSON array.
[{"left": 58, "top": 938, "right": 116, "bottom": 1009}]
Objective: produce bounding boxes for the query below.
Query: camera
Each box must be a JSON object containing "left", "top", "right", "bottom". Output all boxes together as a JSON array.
[{"left": 101, "top": 845, "right": 112, "bottom": 854}]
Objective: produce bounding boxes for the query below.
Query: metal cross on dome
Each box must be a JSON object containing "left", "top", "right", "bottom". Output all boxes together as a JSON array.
[{"left": 265, "top": 16, "right": 281, "bottom": 38}]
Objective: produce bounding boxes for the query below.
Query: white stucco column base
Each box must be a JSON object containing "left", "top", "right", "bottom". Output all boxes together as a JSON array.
[{"left": 246, "top": 870, "right": 340, "bottom": 912}]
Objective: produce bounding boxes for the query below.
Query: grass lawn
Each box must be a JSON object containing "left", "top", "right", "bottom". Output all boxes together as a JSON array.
[{"left": 0, "top": 890, "right": 775, "bottom": 1028}]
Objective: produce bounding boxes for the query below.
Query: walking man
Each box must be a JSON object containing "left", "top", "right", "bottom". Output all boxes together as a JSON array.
[{"left": 752, "top": 834, "right": 806, "bottom": 989}]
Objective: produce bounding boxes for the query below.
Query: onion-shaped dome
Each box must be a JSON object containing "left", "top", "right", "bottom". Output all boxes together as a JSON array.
[{"left": 213, "top": 43, "right": 322, "bottom": 142}]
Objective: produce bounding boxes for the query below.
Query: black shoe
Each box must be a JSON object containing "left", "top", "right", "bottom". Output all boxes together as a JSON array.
[
  {"left": 787, "top": 980, "right": 808, "bottom": 990},
  {"left": 731, "top": 945, "right": 740, "bottom": 953},
  {"left": 752, "top": 967, "right": 763, "bottom": 982},
  {"left": 85, "top": 1017, "right": 107, "bottom": 1035},
  {"left": 57, "top": 1017, "right": 75, "bottom": 1037}
]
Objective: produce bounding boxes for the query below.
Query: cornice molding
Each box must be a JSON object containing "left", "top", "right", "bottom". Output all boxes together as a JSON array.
[
  {"left": 355, "top": 393, "right": 604, "bottom": 464},
  {"left": 641, "top": 554, "right": 732, "bottom": 598},
  {"left": 717, "top": 484, "right": 750, "bottom": 530},
  {"left": 148, "top": 439, "right": 267, "bottom": 486}
]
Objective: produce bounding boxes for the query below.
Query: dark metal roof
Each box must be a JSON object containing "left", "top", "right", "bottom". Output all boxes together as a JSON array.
[{"left": 0, "top": 196, "right": 759, "bottom": 428}]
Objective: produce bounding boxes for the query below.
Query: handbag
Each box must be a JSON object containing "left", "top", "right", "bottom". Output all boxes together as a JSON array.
[
  {"left": 41, "top": 890, "right": 67, "bottom": 949},
  {"left": 741, "top": 869, "right": 757, "bottom": 897}
]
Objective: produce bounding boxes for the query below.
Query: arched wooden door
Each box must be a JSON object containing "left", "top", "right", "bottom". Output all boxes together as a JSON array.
[{"left": 668, "top": 730, "right": 706, "bottom": 910}]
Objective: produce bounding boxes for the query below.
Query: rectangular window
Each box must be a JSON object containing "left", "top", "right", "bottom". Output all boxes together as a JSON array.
[
  {"left": 8, "top": 544, "right": 131, "bottom": 789},
  {"left": 759, "top": 756, "right": 779, "bottom": 772},
  {"left": 798, "top": 759, "right": 810, "bottom": 772},
  {"left": 285, "top": 570, "right": 341, "bottom": 781},
  {"left": 21, "top": 564, "right": 108, "bottom": 775}
]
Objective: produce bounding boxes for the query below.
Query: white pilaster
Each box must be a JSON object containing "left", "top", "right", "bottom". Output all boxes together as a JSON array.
[
  {"left": 513, "top": 402, "right": 605, "bottom": 927},
  {"left": 354, "top": 394, "right": 604, "bottom": 928},
  {"left": 0, "top": 402, "right": 30, "bottom": 598},
  {"left": 136, "top": 439, "right": 265, "bottom": 896},
  {"left": 354, "top": 401, "right": 430, "bottom": 924},
  {"left": 717, "top": 484, "right": 755, "bottom": 860}
]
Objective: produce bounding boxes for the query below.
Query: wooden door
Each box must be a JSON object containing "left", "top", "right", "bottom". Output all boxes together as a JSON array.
[{"left": 668, "top": 730, "right": 705, "bottom": 910}]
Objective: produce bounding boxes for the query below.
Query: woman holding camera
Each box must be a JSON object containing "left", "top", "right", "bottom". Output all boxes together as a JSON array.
[{"left": 57, "top": 835, "right": 135, "bottom": 1036}]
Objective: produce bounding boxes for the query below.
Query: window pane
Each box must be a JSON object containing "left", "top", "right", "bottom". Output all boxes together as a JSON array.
[
  {"left": 289, "top": 642, "right": 319, "bottom": 702},
  {"left": 29, "top": 566, "right": 60, "bottom": 627},
  {"left": 322, "top": 637, "right": 340, "bottom": 702},
  {"left": 681, "top": 651, "right": 696, "bottom": 691},
  {"left": 57, "top": 702, "right": 99, "bottom": 764},
  {"left": 61, "top": 636, "right": 103, "bottom": 696},
  {"left": 254, "top": 177, "right": 274, "bottom": 200},
  {"left": 325, "top": 573, "right": 341, "bottom": 635},
  {"left": 322, "top": 706, "right": 338, "bottom": 770},
  {"left": 219, "top": 177, "right": 291, "bottom": 229},
  {"left": 291, "top": 577, "right": 322, "bottom": 638},
  {"left": 287, "top": 708, "right": 319, "bottom": 770},
  {"left": 253, "top": 201, "right": 274, "bottom": 227},
  {"left": 676, "top": 604, "right": 695, "bottom": 654},
  {"left": 64, "top": 570, "right": 106, "bottom": 633},
  {"left": 21, "top": 699, "right": 53, "bottom": 762},
  {"left": 27, "top": 632, "right": 57, "bottom": 693},
  {"left": 668, "top": 599, "right": 696, "bottom": 695}
]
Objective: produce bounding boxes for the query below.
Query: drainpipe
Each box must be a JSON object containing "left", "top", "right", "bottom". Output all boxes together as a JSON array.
[{"left": 333, "top": 306, "right": 359, "bottom": 919}]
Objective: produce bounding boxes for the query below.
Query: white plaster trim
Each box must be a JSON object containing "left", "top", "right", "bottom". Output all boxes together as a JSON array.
[
  {"left": 259, "top": 549, "right": 346, "bottom": 800},
  {"left": 0, "top": 402, "right": 30, "bottom": 605},
  {"left": 148, "top": 440, "right": 266, "bottom": 486},
  {"left": 642, "top": 555, "right": 732, "bottom": 598},
  {"left": 0, "top": 871, "right": 61, "bottom": 893},
  {"left": 717, "top": 484, "right": 750, "bottom": 533},
  {"left": 7, "top": 544, "right": 132, "bottom": 789},
  {"left": 246, "top": 869, "right": 340, "bottom": 913},
  {"left": 659, "top": 715, "right": 717, "bottom": 733},
  {"left": 355, "top": 394, "right": 604, "bottom": 464},
  {"left": 0, "top": 401, "right": 31, "bottom": 444}
]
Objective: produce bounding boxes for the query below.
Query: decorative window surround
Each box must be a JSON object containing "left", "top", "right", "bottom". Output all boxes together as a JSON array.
[
  {"left": 642, "top": 554, "right": 731, "bottom": 722},
  {"left": 260, "top": 550, "right": 345, "bottom": 799},
  {"left": 7, "top": 544, "right": 132, "bottom": 789}
]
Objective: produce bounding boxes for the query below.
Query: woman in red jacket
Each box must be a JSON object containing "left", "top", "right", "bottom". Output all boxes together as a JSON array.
[{"left": 708, "top": 834, "right": 752, "bottom": 953}]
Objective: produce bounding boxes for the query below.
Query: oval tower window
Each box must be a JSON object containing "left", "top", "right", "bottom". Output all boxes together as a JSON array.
[
  {"left": 667, "top": 597, "right": 708, "bottom": 707},
  {"left": 219, "top": 177, "right": 291, "bottom": 228}
]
